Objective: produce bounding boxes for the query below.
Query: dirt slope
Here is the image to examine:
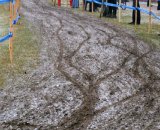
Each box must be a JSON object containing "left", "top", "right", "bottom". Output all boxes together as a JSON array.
[{"left": 0, "top": 0, "right": 160, "bottom": 130}]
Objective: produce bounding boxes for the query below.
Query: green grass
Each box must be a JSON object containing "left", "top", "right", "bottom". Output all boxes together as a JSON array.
[
  {"left": 102, "top": 15, "right": 160, "bottom": 48},
  {"left": 0, "top": 7, "right": 39, "bottom": 87}
]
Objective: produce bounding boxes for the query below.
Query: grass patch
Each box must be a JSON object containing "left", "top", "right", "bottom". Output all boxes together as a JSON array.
[
  {"left": 83, "top": 8, "right": 160, "bottom": 47},
  {"left": 100, "top": 14, "right": 160, "bottom": 48},
  {"left": 0, "top": 7, "right": 39, "bottom": 87}
]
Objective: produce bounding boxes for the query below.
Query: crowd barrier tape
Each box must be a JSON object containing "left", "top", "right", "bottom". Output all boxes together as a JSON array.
[
  {"left": 0, "top": 0, "right": 20, "bottom": 43},
  {"left": 0, "top": 0, "right": 14, "bottom": 4},
  {"left": 86, "top": 0, "right": 160, "bottom": 20},
  {"left": 0, "top": 32, "right": 13, "bottom": 42},
  {"left": 13, "top": 15, "right": 20, "bottom": 24}
]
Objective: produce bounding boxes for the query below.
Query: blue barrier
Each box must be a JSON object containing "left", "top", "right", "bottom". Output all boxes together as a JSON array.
[
  {"left": 0, "top": 0, "right": 20, "bottom": 43},
  {"left": 0, "top": 0, "right": 14, "bottom": 4},
  {"left": 13, "top": 15, "right": 20, "bottom": 25},
  {"left": 0, "top": 32, "right": 13, "bottom": 43},
  {"left": 86, "top": 0, "right": 160, "bottom": 21}
]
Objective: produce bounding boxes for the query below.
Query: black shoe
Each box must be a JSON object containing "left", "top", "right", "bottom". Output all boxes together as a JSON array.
[
  {"left": 106, "top": 14, "right": 112, "bottom": 18},
  {"left": 128, "top": 22, "right": 140, "bottom": 25},
  {"left": 128, "top": 22, "right": 135, "bottom": 24},
  {"left": 111, "top": 15, "right": 117, "bottom": 18},
  {"left": 158, "top": 34, "right": 160, "bottom": 36}
]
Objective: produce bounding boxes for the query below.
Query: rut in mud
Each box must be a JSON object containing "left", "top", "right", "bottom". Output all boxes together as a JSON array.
[{"left": 0, "top": 0, "right": 160, "bottom": 130}]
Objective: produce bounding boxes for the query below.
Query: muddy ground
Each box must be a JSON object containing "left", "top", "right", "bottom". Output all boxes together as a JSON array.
[{"left": 0, "top": 0, "right": 160, "bottom": 130}]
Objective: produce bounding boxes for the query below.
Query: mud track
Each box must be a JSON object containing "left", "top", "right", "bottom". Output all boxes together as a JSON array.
[{"left": 0, "top": 0, "right": 160, "bottom": 130}]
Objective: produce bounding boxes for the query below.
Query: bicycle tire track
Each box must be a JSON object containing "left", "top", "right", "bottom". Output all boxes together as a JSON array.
[{"left": 0, "top": 0, "right": 160, "bottom": 130}]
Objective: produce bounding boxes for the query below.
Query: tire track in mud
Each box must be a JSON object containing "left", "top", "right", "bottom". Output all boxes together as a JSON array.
[
  {"left": 32, "top": 5, "right": 97, "bottom": 130},
  {"left": 51, "top": 11, "right": 98, "bottom": 130},
  {"left": 1, "top": 0, "right": 160, "bottom": 130},
  {"left": 40, "top": 5, "right": 106, "bottom": 130},
  {"left": 42, "top": 7, "right": 158, "bottom": 130},
  {"left": 50, "top": 9, "right": 159, "bottom": 129}
]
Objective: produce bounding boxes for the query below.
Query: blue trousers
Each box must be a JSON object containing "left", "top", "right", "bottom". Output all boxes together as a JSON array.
[{"left": 72, "top": 0, "right": 79, "bottom": 8}]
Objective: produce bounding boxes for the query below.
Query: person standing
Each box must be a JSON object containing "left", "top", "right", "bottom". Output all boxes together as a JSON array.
[
  {"left": 129, "top": 0, "right": 141, "bottom": 24},
  {"left": 52, "top": 0, "right": 57, "bottom": 6},
  {"left": 110, "top": 0, "right": 117, "bottom": 18},
  {"left": 158, "top": 0, "right": 160, "bottom": 36},
  {"left": 104, "top": 0, "right": 117, "bottom": 18},
  {"left": 70, "top": 0, "right": 72, "bottom": 7},
  {"left": 72, "top": 0, "right": 79, "bottom": 8},
  {"left": 84, "top": 0, "right": 101, "bottom": 12},
  {"left": 158, "top": 0, "right": 160, "bottom": 10},
  {"left": 147, "top": 0, "right": 149, "bottom": 7},
  {"left": 84, "top": 0, "right": 92, "bottom": 11}
]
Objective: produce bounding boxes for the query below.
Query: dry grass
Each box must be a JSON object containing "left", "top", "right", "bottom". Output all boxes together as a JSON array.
[{"left": 0, "top": 6, "right": 39, "bottom": 87}]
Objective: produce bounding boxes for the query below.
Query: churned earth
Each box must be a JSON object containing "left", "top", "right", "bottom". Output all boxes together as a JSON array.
[{"left": 0, "top": 0, "right": 160, "bottom": 130}]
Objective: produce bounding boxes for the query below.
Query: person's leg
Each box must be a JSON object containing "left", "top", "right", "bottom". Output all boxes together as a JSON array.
[
  {"left": 112, "top": 0, "right": 117, "bottom": 18},
  {"left": 108, "top": 6, "right": 112, "bottom": 16},
  {"left": 112, "top": 7, "right": 117, "bottom": 18},
  {"left": 137, "top": 2, "right": 141, "bottom": 24},
  {"left": 86, "top": 1, "right": 90, "bottom": 11},
  {"left": 78, "top": 0, "right": 79, "bottom": 7},
  {"left": 85, "top": 1, "right": 88, "bottom": 11},
  {"left": 147, "top": 0, "right": 149, "bottom": 7},
  {"left": 107, "top": 0, "right": 112, "bottom": 16},
  {"left": 94, "top": 4, "right": 98, "bottom": 11},
  {"left": 75, "top": 0, "right": 79, "bottom": 8},
  {"left": 103, "top": 6, "right": 108, "bottom": 16},
  {"left": 137, "top": 10, "right": 141, "bottom": 24},
  {"left": 158, "top": 1, "right": 160, "bottom": 35},
  {"left": 158, "top": 0, "right": 160, "bottom": 10},
  {"left": 132, "top": 10, "right": 135, "bottom": 23},
  {"left": 129, "top": 0, "right": 135, "bottom": 24},
  {"left": 89, "top": 2, "right": 92, "bottom": 12},
  {"left": 72, "top": 0, "right": 74, "bottom": 8}
]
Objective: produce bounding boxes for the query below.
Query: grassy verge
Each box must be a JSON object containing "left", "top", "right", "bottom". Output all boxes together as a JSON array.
[
  {"left": 0, "top": 6, "right": 39, "bottom": 87},
  {"left": 98, "top": 14, "right": 160, "bottom": 48},
  {"left": 82, "top": 7, "right": 160, "bottom": 48}
]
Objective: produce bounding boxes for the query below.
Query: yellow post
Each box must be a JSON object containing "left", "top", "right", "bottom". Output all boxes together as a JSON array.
[
  {"left": 9, "top": 1, "right": 13, "bottom": 64},
  {"left": 148, "top": 0, "right": 152, "bottom": 33},
  {"left": 92, "top": 0, "right": 94, "bottom": 13},
  {"left": 17, "top": 0, "right": 18, "bottom": 10},
  {"left": 2, "top": 32, "right": 5, "bottom": 36},
  {"left": 17, "top": 0, "right": 20, "bottom": 11},
  {"left": 13, "top": 0, "right": 17, "bottom": 39},
  {"left": 135, "top": 0, "right": 138, "bottom": 26},
  {"left": 66, "top": 0, "right": 67, "bottom": 7},
  {"left": 53, "top": 0, "right": 57, "bottom": 6},
  {"left": 118, "top": 0, "right": 122, "bottom": 22},
  {"left": 83, "top": 0, "right": 84, "bottom": 11},
  {"left": 100, "top": 0, "right": 104, "bottom": 18},
  {"left": 16, "top": 0, "right": 18, "bottom": 12},
  {"left": 13, "top": 0, "right": 17, "bottom": 19}
]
